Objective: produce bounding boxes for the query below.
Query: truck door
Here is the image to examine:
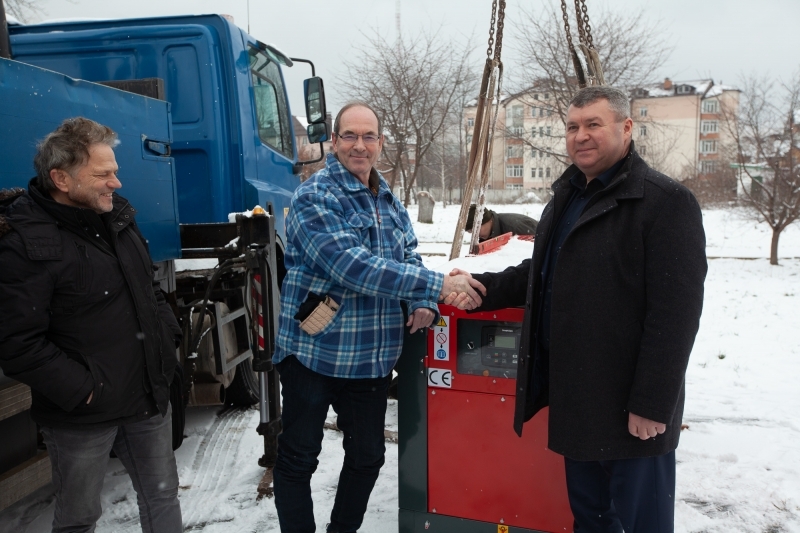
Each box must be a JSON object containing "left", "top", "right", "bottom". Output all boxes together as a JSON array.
[
  {"left": 247, "top": 46, "right": 298, "bottom": 241},
  {"left": 0, "top": 58, "right": 179, "bottom": 262}
]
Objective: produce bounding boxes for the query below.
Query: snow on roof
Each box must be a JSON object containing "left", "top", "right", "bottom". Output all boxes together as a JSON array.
[
  {"left": 294, "top": 115, "right": 309, "bottom": 129},
  {"left": 634, "top": 79, "right": 730, "bottom": 98}
]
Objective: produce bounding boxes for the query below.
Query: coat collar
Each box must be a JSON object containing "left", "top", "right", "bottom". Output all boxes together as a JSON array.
[
  {"left": 1, "top": 179, "right": 137, "bottom": 260},
  {"left": 324, "top": 154, "right": 392, "bottom": 198},
  {"left": 551, "top": 141, "right": 645, "bottom": 202}
]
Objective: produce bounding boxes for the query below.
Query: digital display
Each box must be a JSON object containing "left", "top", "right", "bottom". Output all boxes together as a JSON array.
[{"left": 494, "top": 335, "right": 516, "bottom": 349}]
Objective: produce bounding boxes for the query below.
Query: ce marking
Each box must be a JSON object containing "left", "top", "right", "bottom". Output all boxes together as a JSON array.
[{"left": 427, "top": 368, "right": 452, "bottom": 388}]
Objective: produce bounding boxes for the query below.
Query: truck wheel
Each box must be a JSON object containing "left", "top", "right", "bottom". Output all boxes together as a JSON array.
[{"left": 225, "top": 357, "right": 260, "bottom": 406}]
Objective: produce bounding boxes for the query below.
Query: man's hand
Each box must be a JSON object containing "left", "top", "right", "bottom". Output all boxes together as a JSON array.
[
  {"left": 628, "top": 412, "right": 666, "bottom": 440},
  {"left": 440, "top": 269, "right": 485, "bottom": 310},
  {"left": 406, "top": 308, "right": 435, "bottom": 334}
]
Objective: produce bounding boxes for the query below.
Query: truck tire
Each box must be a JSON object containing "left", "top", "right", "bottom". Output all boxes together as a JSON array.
[{"left": 225, "top": 357, "right": 260, "bottom": 406}]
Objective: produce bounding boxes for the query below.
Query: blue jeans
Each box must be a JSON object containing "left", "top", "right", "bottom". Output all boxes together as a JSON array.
[
  {"left": 565, "top": 450, "right": 676, "bottom": 533},
  {"left": 274, "top": 356, "right": 390, "bottom": 533},
  {"left": 40, "top": 405, "right": 181, "bottom": 533}
]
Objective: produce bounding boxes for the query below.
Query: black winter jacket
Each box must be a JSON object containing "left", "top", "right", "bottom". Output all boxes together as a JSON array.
[
  {"left": 484, "top": 212, "right": 538, "bottom": 241},
  {"left": 473, "top": 149, "right": 707, "bottom": 461},
  {"left": 0, "top": 181, "right": 181, "bottom": 428}
]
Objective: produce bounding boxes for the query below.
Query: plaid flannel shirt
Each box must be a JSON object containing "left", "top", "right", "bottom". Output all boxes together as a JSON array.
[{"left": 274, "top": 154, "right": 444, "bottom": 378}]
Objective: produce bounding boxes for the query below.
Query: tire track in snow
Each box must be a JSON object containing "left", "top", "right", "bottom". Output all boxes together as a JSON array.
[{"left": 181, "top": 407, "right": 253, "bottom": 530}]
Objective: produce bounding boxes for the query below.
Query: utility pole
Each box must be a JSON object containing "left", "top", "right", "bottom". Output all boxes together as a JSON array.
[{"left": 395, "top": 0, "right": 401, "bottom": 40}]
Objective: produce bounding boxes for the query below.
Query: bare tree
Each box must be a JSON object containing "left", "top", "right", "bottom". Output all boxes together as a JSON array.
[
  {"left": 511, "top": 3, "right": 671, "bottom": 120},
  {"left": 4, "top": 0, "right": 43, "bottom": 22},
  {"left": 722, "top": 72, "right": 800, "bottom": 265},
  {"left": 339, "top": 30, "right": 477, "bottom": 207}
]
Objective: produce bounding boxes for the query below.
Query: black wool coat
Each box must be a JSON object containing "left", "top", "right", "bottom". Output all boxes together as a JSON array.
[
  {"left": 473, "top": 149, "right": 707, "bottom": 461},
  {"left": 0, "top": 182, "right": 181, "bottom": 428}
]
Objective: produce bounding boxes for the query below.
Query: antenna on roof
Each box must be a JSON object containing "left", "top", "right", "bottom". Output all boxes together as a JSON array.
[{"left": 396, "top": 0, "right": 401, "bottom": 39}]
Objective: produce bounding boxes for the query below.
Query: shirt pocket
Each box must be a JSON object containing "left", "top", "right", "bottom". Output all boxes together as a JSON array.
[{"left": 345, "top": 210, "right": 375, "bottom": 248}]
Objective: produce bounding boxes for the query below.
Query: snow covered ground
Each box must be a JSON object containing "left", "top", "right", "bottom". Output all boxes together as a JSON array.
[{"left": 1, "top": 203, "right": 798, "bottom": 533}]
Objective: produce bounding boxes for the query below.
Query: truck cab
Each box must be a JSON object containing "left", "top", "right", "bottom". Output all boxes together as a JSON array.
[{"left": 9, "top": 14, "right": 312, "bottom": 254}]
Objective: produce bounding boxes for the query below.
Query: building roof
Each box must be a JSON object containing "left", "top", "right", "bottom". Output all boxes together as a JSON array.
[{"left": 632, "top": 78, "right": 739, "bottom": 99}]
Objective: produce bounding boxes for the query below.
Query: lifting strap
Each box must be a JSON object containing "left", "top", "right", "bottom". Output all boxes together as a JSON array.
[
  {"left": 561, "top": 0, "right": 605, "bottom": 88},
  {"left": 450, "top": 0, "right": 506, "bottom": 260}
]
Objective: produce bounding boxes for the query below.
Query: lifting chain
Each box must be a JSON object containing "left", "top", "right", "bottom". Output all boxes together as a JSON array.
[
  {"left": 494, "top": 0, "right": 506, "bottom": 59},
  {"left": 560, "top": 0, "right": 576, "bottom": 54},
  {"left": 560, "top": 0, "right": 604, "bottom": 88},
  {"left": 573, "top": 0, "right": 587, "bottom": 47},
  {"left": 486, "top": 0, "right": 497, "bottom": 59},
  {"left": 578, "top": 0, "right": 595, "bottom": 48}
]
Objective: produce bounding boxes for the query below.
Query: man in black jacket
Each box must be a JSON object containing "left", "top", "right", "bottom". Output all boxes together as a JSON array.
[
  {"left": 465, "top": 204, "right": 538, "bottom": 242},
  {"left": 0, "top": 118, "right": 183, "bottom": 532},
  {"left": 448, "top": 87, "right": 706, "bottom": 532}
]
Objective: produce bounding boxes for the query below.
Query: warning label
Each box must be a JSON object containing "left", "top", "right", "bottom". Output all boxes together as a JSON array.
[
  {"left": 433, "top": 315, "right": 449, "bottom": 361},
  {"left": 497, "top": 526, "right": 508, "bottom": 533}
]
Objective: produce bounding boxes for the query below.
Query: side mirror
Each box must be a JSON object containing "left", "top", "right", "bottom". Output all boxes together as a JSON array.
[
  {"left": 307, "top": 122, "right": 329, "bottom": 144},
  {"left": 304, "top": 77, "right": 327, "bottom": 125}
]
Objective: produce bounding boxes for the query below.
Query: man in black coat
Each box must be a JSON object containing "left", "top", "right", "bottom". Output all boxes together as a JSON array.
[
  {"left": 0, "top": 118, "right": 183, "bottom": 532},
  {"left": 448, "top": 87, "right": 706, "bottom": 532},
  {"left": 465, "top": 204, "right": 538, "bottom": 242}
]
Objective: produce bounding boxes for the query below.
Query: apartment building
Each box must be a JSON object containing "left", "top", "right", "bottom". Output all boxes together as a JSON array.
[
  {"left": 462, "top": 79, "right": 740, "bottom": 198},
  {"left": 463, "top": 89, "right": 568, "bottom": 196},
  {"left": 630, "top": 78, "right": 740, "bottom": 179}
]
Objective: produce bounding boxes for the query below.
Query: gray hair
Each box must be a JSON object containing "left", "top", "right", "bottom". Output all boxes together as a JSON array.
[
  {"left": 334, "top": 102, "right": 382, "bottom": 136},
  {"left": 33, "top": 117, "right": 118, "bottom": 191},
  {"left": 569, "top": 87, "right": 631, "bottom": 122}
]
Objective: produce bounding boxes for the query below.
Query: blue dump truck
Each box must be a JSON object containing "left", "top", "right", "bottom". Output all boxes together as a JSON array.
[{"left": 0, "top": 6, "right": 329, "bottom": 508}]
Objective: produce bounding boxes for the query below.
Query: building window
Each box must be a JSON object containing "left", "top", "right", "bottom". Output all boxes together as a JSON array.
[
  {"left": 702, "top": 100, "right": 719, "bottom": 113},
  {"left": 539, "top": 107, "right": 544, "bottom": 117},
  {"left": 531, "top": 167, "right": 537, "bottom": 178},
  {"left": 546, "top": 126, "right": 552, "bottom": 136},
  {"left": 677, "top": 85, "right": 694, "bottom": 95},
  {"left": 544, "top": 93, "right": 550, "bottom": 99},
  {"left": 547, "top": 108, "right": 552, "bottom": 117},
  {"left": 506, "top": 184, "right": 523, "bottom": 190},
  {"left": 506, "top": 165, "right": 524, "bottom": 177},
  {"left": 546, "top": 167, "right": 551, "bottom": 178},
  {"left": 701, "top": 120, "right": 719, "bottom": 133},
  {"left": 539, "top": 127, "right": 544, "bottom": 137},
  {"left": 533, "top": 93, "right": 539, "bottom": 100},
  {"left": 538, "top": 167, "right": 544, "bottom": 178},
  {"left": 639, "top": 145, "right": 647, "bottom": 155},
  {"left": 506, "top": 145, "right": 522, "bottom": 158},
  {"left": 530, "top": 106, "right": 537, "bottom": 117},
  {"left": 467, "top": 118, "right": 474, "bottom": 127},
  {"left": 700, "top": 160, "right": 718, "bottom": 173},
  {"left": 639, "top": 107, "right": 648, "bottom": 117},
  {"left": 700, "top": 140, "right": 718, "bottom": 154},
  {"left": 639, "top": 125, "right": 647, "bottom": 137},
  {"left": 531, "top": 127, "right": 537, "bottom": 138}
]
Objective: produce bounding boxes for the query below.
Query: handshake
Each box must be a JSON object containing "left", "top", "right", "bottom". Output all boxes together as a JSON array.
[{"left": 438, "top": 269, "right": 486, "bottom": 311}]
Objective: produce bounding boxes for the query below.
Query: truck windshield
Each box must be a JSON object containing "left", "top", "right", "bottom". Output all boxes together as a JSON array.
[{"left": 249, "top": 47, "right": 294, "bottom": 159}]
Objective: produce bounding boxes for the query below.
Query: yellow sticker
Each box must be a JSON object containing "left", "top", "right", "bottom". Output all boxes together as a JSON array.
[
  {"left": 435, "top": 317, "right": 447, "bottom": 327},
  {"left": 498, "top": 526, "right": 509, "bottom": 533}
]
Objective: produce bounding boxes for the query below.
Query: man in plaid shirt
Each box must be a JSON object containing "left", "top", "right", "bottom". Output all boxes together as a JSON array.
[{"left": 273, "top": 102, "right": 485, "bottom": 533}]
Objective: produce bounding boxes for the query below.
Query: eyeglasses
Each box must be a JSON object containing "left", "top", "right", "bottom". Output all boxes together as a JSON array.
[{"left": 334, "top": 132, "right": 381, "bottom": 145}]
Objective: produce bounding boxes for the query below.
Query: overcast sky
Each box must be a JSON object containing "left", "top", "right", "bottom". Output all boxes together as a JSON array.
[{"left": 21, "top": 0, "right": 800, "bottom": 115}]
